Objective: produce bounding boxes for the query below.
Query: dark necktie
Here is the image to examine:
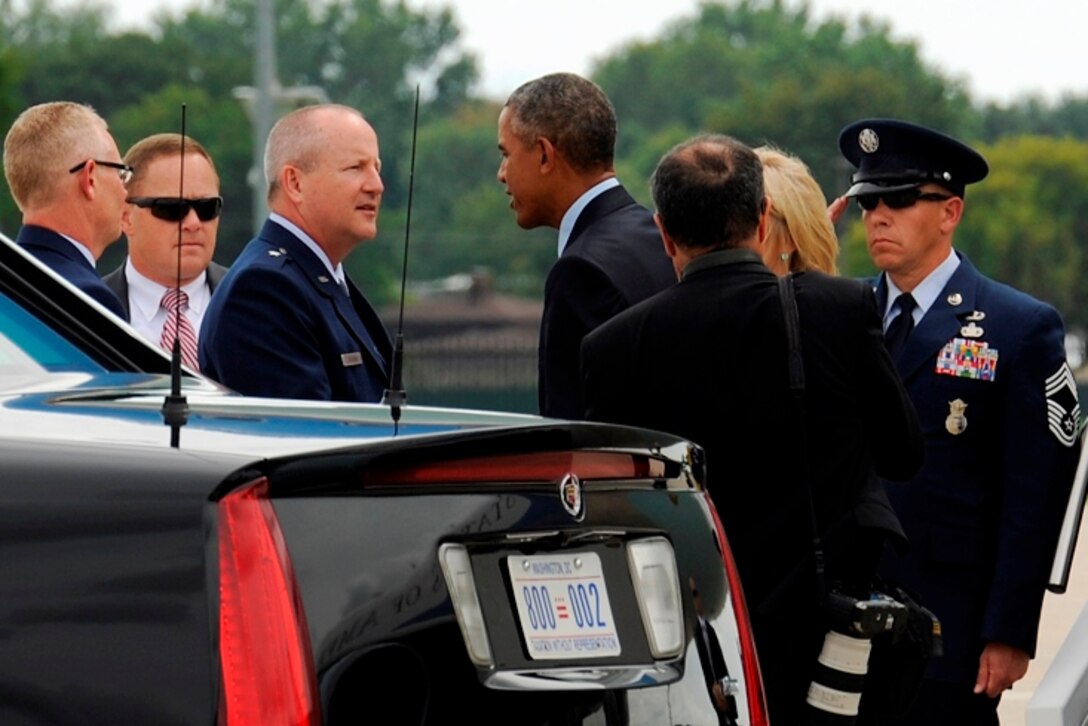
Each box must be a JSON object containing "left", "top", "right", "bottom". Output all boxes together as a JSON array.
[{"left": 884, "top": 293, "right": 917, "bottom": 358}]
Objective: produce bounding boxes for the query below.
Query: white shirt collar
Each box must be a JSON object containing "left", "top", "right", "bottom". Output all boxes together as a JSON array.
[
  {"left": 58, "top": 233, "right": 97, "bottom": 268},
  {"left": 269, "top": 212, "right": 346, "bottom": 285},
  {"left": 124, "top": 258, "right": 211, "bottom": 342},
  {"left": 883, "top": 249, "right": 960, "bottom": 329},
  {"left": 557, "top": 177, "right": 620, "bottom": 257}
]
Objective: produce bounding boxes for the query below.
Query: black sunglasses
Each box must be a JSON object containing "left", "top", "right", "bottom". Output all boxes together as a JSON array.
[
  {"left": 126, "top": 196, "right": 224, "bottom": 222},
  {"left": 856, "top": 188, "right": 953, "bottom": 211}
]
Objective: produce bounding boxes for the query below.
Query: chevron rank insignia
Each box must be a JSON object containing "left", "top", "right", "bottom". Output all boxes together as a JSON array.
[{"left": 1045, "top": 362, "right": 1080, "bottom": 447}]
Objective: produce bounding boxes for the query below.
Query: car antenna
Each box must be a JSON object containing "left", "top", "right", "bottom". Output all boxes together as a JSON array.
[
  {"left": 162, "top": 103, "right": 191, "bottom": 447},
  {"left": 380, "top": 84, "right": 419, "bottom": 435}
]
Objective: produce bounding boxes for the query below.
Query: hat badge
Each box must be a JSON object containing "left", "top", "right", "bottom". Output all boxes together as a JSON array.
[{"left": 858, "top": 128, "right": 880, "bottom": 154}]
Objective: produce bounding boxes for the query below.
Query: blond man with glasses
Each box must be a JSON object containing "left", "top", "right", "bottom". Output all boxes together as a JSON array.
[{"left": 3, "top": 101, "right": 131, "bottom": 319}]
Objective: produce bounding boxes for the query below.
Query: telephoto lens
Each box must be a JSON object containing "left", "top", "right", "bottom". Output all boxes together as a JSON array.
[{"left": 805, "top": 591, "right": 907, "bottom": 724}]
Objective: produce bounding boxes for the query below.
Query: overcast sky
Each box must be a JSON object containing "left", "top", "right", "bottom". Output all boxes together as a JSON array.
[{"left": 98, "top": 0, "right": 1086, "bottom": 104}]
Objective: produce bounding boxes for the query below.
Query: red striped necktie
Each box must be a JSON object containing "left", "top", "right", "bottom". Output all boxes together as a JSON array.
[{"left": 160, "top": 288, "right": 200, "bottom": 371}]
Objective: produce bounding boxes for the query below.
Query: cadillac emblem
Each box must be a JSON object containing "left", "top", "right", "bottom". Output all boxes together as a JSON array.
[{"left": 559, "top": 473, "right": 585, "bottom": 521}]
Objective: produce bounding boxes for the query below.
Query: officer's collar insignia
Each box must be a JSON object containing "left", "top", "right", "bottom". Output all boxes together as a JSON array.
[
  {"left": 945, "top": 399, "right": 968, "bottom": 435},
  {"left": 858, "top": 128, "right": 879, "bottom": 154},
  {"left": 268, "top": 248, "right": 283, "bottom": 257},
  {"left": 936, "top": 337, "right": 998, "bottom": 381},
  {"left": 960, "top": 322, "right": 984, "bottom": 338},
  {"left": 317, "top": 275, "right": 330, "bottom": 283},
  {"left": 946, "top": 293, "right": 963, "bottom": 306},
  {"left": 965, "top": 310, "right": 985, "bottom": 321},
  {"left": 1045, "top": 362, "right": 1080, "bottom": 448}
]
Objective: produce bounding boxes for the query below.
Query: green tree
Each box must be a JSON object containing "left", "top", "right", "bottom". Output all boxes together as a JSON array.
[{"left": 957, "top": 136, "right": 1088, "bottom": 332}]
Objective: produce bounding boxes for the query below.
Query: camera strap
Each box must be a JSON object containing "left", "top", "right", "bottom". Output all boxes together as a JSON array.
[{"left": 776, "top": 274, "right": 828, "bottom": 598}]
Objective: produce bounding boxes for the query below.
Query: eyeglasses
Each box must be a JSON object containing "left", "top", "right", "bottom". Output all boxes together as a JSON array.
[
  {"left": 126, "top": 196, "right": 224, "bottom": 222},
  {"left": 855, "top": 188, "right": 953, "bottom": 211},
  {"left": 68, "top": 159, "right": 135, "bottom": 185}
]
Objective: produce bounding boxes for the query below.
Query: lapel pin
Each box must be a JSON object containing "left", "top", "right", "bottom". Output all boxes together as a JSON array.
[
  {"left": 966, "top": 310, "right": 986, "bottom": 321},
  {"left": 947, "top": 293, "right": 963, "bottom": 306}
]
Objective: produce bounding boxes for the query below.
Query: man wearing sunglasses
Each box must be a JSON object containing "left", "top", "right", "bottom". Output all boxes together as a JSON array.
[
  {"left": 103, "top": 133, "right": 227, "bottom": 370},
  {"left": 200, "top": 104, "right": 392, "bottom": 402},
  {"left": 3, "top": 101, "right": 129, "bottom": 319},
  {"left": 839, "top": 118, "right": 1080, "bottom": 725}
]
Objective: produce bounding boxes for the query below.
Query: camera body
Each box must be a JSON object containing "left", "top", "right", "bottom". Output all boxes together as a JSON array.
[
  {"left": 805, "top": 590, "right": 909, "bottom": 724},
  {"left": 823, "top": 590, "right": 908, "bottom": 639}
]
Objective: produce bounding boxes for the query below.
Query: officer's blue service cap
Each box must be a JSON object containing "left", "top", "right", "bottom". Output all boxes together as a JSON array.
[{"left": 838, "top": 118, "right": 989, "bottom": 198}]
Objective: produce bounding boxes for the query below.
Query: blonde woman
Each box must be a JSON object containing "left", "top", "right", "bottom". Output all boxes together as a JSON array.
[{"left": 756, "top": 146, "right": 841, "bottom": 275}]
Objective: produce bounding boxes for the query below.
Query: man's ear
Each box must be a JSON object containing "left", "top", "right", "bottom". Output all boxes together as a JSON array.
[
  {"left": 940, "top": 195, "right": 965, "bottom": 233},
  {"left": 120, "top": 202, "right": 135, "bottom": 237},
  {"left": 281, "top": 165, "right": 304, "bottom": 203},
  {"left": 538, "top": 137, "right": 557, "bottom": 172},
  {"left": 757, "top": 196, "right": 771, "bottom": 245}
]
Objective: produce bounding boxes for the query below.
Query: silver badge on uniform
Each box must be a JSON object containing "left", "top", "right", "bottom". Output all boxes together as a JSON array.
[
  {"left": 1045, "top": 362, "right": 1081, "bottom": 447},
  {"left": 945, "top": 399, "right": 968, "bottom": 435},
  {"left": 947, "top": 293, "right": 963, "bottom": 306},
  {"left": 341, "top": 351, "right": 363, "bottom": 367},
  {"left": 318, "top": 275, "right": 330, "bottom": 283},
  {"left": 858, "top": 128, "right": 880, "bottom": 154},
  {"left": 965, "top": 310, "right": 986, "bottom": 321},
  {"left": 960, "top": 322, "right": 984, "bottom": 338}
]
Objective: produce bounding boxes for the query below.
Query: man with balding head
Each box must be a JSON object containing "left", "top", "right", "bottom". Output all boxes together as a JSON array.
[
  {"left": 3, "top": 101, "right": 130, "bottom": 318},
  {"left": 200, "top": 104, "right": 392, "bottom": 401}
]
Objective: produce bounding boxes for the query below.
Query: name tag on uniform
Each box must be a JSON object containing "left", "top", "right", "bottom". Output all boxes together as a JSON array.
[{"left": 341, "top": 351, "right": 363, "bottom": 367}]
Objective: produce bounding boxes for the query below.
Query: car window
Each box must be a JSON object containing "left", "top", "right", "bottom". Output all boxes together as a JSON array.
[{"left": 0, "top": 289, "right": 104, "bottom": 375}]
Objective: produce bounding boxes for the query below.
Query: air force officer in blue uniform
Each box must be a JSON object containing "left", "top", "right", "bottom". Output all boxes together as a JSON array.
[
  {"left": 200, "top": 105, "right": 392, "bottom": 402},
  {"left": 840, "top": 119, "right": 1080, "bottom": 725}
]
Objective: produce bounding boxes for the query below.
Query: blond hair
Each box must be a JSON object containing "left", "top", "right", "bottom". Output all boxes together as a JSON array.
[
  {"left": 757, "top": 146, "right": 839, "bottom": 275},
  {"left": 3, "top": 102, "right": 110, "bottom": 210}
]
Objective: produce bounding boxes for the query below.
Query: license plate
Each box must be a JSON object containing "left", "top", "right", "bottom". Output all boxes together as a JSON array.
[{"left": 506, "top": 552, "right": 621, "bottom": 660}]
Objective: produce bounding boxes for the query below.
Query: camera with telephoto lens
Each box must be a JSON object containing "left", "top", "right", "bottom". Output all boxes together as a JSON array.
[{"left": 805, "top": 589, "right": 908, "bottom": 725}]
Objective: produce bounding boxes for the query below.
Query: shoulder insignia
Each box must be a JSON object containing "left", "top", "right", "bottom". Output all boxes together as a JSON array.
[{"left": 1046, "top": 362, "right": 1080, "bottom": 448}]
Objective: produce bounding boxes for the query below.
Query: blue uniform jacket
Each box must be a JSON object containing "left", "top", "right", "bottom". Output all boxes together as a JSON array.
[
  {"left": 877, "top": 252, "right": 1079, "bottom": 683},
  {"left": 16, "top": 225, "right": 127, "bottom": 320},
  {"left": 199, "top": 220, "right": 392, "bottom": 402}
]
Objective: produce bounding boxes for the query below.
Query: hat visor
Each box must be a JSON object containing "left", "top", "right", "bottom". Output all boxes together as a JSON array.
[{"left": 844, "top": 180, "right": 921, "bottom": 198}]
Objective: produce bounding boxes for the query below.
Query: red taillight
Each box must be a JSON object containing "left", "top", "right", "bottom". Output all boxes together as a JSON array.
[
  {"left": 703, "top": 492, "right": 770, "bottom": 726},
  {"left": 218, "top": 477, "right": 320, "bottom": 725},
  {"left": 363, "top": 450, "right": 663, "bottom": 485}
]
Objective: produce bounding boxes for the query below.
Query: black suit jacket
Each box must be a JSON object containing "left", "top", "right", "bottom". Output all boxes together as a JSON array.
[
  {"left": 539, "top": 184, "right": 675, "bottom": 419},
  {"left": 16, "top": 225, "right": 127, "bottom": 320},
  {"left": 582, "top": 248, "right": 921, "bottom": 723},
  {"left": 101, "top": 258, "right": 228, "bottom": 318}
]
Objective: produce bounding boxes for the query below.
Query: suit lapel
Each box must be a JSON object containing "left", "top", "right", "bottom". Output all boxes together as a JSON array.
[{"left": 566, "top": 185, "right": 636, "bottom": 251}]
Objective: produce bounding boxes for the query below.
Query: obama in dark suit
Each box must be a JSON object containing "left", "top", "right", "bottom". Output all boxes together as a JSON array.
[
  {"left": 582, "top": 134, "right": 922, "bottom": 724},
  {"left": 497, "top": 72, "right": 675, "bottom": 419}
]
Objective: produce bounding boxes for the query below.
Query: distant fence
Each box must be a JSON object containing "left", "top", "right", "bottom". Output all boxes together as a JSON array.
[{"left": 400, "top": 331, "right": 537, "bottom": 415}]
